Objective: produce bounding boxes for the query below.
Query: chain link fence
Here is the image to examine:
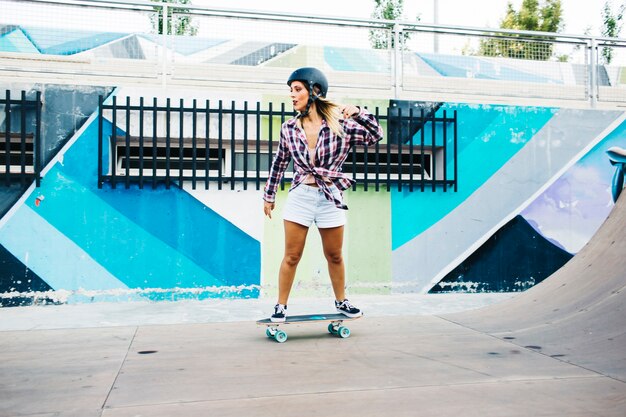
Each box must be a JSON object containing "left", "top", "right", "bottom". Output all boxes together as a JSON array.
[
  {"left": 1, "top": 0, "right": 624, "bottom": 106},
  {"left": 596, "top": 38, "right": 626, "bottom": 103},
  {"left": 401, "top": 25, "right": 590, "bottom": 101},
  {"left": 167, "top": 7, "right": 392, "bottom": 92},
  {"left": 0, "top": 0, "right": 160, "bottom": 78}
]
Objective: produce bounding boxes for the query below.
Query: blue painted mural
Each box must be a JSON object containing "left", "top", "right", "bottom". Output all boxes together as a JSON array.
[
  {"left": 391, "top": 103, "right": 557, "bottom": 250},
  {"left": 430, "top": 215, "right": 574, "bottom": 292},
  {"left": 522, "top": 119, "right": 626, "bottom": 253},
  {"left": 0, "top": 99, "right": 261, "bottom": 305},
  {"left": 392, "top": 107, "right": 625, "bottom": 293},
  {"left": 431, "top": 118, "right": 626, "bottom": 292},
  {"left": 2, "top": 87, "right": 623, "bottom": 304},
  {"left": 1, "top": 24, "right": 625, "bottom": 305}
]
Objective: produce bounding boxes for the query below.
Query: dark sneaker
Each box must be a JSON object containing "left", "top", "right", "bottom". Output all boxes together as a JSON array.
[
  {"left": 335, "top": 299, "right": 363, "bottom": 318},
  {"left": 271, "top": 304, "right": 287, "bottom": 323}
]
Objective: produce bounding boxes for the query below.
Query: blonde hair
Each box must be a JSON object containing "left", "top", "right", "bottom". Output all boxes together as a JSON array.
[
  {"left": 314, "top": 97, "right": 344, "bottom": 138},
  {"left": 299, "top": 85, "right": 344, "bottom": 137}
]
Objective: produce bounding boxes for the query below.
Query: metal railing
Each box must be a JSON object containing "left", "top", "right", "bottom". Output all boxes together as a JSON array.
[
  {"left": 0, "top": 90, "right": 42, "bottom": 187},
  {"left": 97, "top": 96, "right": 458, "bottom": 193},
  {"left": 1, "top": 0, "right": 625, "bottom": 106}
]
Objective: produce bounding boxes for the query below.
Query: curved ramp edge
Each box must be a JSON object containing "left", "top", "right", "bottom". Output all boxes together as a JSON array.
[{"left": 444, "top": 190, "right": 626, "bottom": 381}]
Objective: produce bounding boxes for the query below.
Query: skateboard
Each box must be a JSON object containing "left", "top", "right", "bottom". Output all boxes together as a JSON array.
[{"left": 256, "top": 313, "right": 362, "bottom": 343}]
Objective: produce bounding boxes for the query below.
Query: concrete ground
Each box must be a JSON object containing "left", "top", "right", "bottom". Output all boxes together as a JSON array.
[{"left": 0, "top": 292, "right": 624, "bottom": 417}]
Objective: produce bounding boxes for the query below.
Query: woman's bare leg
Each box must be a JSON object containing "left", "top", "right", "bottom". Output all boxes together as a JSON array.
[
  {"left": 318, "top": 225, "right": 345, "bottom": 301},
  {"left": 277, "top": 220, "right": 309, "bottom": 305}
]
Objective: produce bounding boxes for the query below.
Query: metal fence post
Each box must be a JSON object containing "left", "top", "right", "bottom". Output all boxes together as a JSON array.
[
  {"left": 4, "top": 90, "right": 11, "bottom": 187},
  {"left": 35, "top": 91, "right": 42, "bottom": 187},
  {"left": 162, "top": 3, "right": 169, "bottom": 88},
  {"left": 97, "top": 95, "right": 103, "bottom": 188},
  {"left": 393, "top": 23, "right": 401, "bottom": 99},
  {"left": 589, "top": 37, "right": 598, "bottom": 108}
]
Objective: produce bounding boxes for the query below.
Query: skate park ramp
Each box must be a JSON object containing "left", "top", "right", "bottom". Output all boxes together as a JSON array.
[{"left": 445, "top": 190, "right": 626, "bottom": 382}]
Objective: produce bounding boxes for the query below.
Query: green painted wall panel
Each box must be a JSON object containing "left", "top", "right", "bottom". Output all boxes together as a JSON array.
[
  {"left": 261, "top": 185, "right": 392, "bottom": 301},
  {"left": 344, "top": 188, "right": 392, "bottom": 295}
]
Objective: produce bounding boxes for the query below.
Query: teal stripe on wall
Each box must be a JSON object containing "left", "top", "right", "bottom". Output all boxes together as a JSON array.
[
  {"left": 95, "top": 185, "right": 260, "bottom": 287},
  {"left": 391, "top": 103, "right": 557, "bottom": 250},
  {"left": 0, "top": 29, "right": 39, "bottom": 54},
  {"left": 26, "top": 168, "right": 225, "bottom": 289},
  {"left": 58, "top": 116, "right": 260, "bottom": 287},
  {"left": 0, "top": 204, "right": 128, "bottom": 292}
]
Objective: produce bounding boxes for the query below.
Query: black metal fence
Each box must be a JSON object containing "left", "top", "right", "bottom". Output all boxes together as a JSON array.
[
  {"left": 1, "top": 90, "right": 42, "bottom": 187},
  {"left": 98, "top": 96, "right": 457, "bottom": 193}
]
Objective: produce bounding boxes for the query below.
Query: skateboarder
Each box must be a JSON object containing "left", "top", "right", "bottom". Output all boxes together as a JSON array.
[{"left": 263, "top": 67, "right": 384, "bottom": 323}]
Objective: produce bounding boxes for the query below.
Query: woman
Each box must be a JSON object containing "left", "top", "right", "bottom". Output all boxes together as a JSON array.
[{"left": 263, "top": 67, "right": 383, "bottom": 323}]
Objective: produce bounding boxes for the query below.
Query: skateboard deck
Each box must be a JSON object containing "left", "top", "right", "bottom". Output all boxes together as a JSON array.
[{"left": 256, "top": 313, "right": 362, "bottom": 343}]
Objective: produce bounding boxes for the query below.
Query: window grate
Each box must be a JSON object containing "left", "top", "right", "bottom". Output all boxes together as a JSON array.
[
  {"left": 0, "top": 90, "right": 42, "bottom": 187},
  {"left": 98, "top": 97, "right": 457, "bottom": 192}
]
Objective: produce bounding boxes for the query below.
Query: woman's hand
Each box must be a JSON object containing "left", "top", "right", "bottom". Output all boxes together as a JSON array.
[
  {"left": 340, "top": 104, "right": 360, "bottom": 119},
  {"left": 264, "top": 200, "right": 275, "bottom": 219}
]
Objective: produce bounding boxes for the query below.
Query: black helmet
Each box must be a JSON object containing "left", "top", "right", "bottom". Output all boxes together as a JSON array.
[
  {"left": 287, "top": 67, "right": 328, "bottom": 116},
  {"left": 287, "top": 67, "right": 328, "bottom": 98}
]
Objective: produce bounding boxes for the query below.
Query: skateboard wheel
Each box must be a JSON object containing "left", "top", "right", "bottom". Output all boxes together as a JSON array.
[
  {"left": 328, "top": 324, "right": 337, "bottom": 334},
  {"left": 266, "top": 328, "right": 276, "bottom": 338},
  {"left": 337, "top": 326, "right": 350, "bottom": 338},
  {"left": 274, "top": 331, "right": 288, "bottom": 343}
]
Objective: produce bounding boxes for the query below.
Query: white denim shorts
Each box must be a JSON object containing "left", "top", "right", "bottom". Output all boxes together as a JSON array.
[{"left": 282, "top": 184, "right": 346, "bottom": 228}]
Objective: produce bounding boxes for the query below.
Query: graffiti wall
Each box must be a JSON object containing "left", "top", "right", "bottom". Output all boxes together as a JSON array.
[
  {"left": 1, "top": 81, "right": 624, "bottom": 306},
  {"left": 398, "top": 105, "right": 625, "bottom": 293},
  {"left": 1, "top": 23, "right": 624, "bottom": 305}
]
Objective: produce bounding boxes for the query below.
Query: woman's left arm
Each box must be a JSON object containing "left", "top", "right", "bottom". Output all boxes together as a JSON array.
[{"left": 342, "top": 105, "right": 384, "bottom": 146}]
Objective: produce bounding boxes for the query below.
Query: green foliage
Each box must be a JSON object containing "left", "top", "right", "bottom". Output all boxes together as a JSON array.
[
  {"left": 478, "top": 0, "right": 563, "bottom": 61},
  {"left": 150, "top": 0, "right": 198, "bottom": 36},
  {"left": 601, "top": 1, "right": 625, "bottom": 64},
  {"left": 369, "top": 0, "right": 416, "bottom": 50}
]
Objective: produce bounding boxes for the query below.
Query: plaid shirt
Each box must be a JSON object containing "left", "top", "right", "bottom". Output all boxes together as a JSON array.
[{"left": 263, "top": 108, "right": 383, "bottom": 209}]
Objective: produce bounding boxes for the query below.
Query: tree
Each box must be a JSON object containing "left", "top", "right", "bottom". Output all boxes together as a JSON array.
[
  {"left": 369, "top": 0, "right": 417, "bottom": 49},
  {"left": 601, "top": 1, "right": 625, "bottom": 64},
  {"left": 478, "top": 0, "right": 563, "bottom": 61},
  {"left": 151, "top": 0, "right": 198, "bottom": 36}
]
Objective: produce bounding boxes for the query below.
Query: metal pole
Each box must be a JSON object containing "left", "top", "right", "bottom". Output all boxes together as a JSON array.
[
  {"left": 393, "top": 23, "right": 401, "bottom": 99},
  {"left": 433, "top": 0, "right": 439, "bottom": 53},
  {"left": 97, "top": 95, "right": 103, "bottom": 188},
  {"left": 589, "top": 37, "right": 598, "bottom": 108},
  {"left": 162, "top": 3, "right": 169, "bottom": 88},
  {"left": 35, "top": 91, "right": 42, "bottom": 187}
]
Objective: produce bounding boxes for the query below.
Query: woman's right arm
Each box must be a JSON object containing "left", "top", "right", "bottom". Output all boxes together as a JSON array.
[
  {"left": 343, "top": 107, "right": 384, "bottom": 147},
  {"left": 263, "top": 125, "right": 292, "bottom": 213}
]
